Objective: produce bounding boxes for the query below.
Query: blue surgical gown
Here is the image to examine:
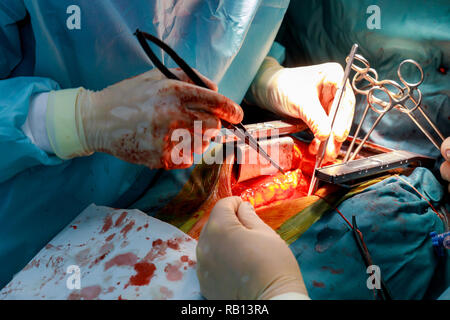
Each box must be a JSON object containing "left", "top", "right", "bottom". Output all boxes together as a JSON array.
[{"left": 0, "top": 0, "right": 289, "bottom": 288}]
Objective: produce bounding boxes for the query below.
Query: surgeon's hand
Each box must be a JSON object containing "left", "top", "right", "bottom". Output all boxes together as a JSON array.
[
  {"left": 441, "top": 137, "right": 450, "bottom": 193},
  {"left": 196, "top": 197, "right": 308, "bottom": 300},
  {"left": 83, "top": 69, "right": 244, "bottom": 169},
  {"left": 47, "top": 69, "right": 243, "bottom": 169},
  {"left": 249, "top": 57, "right": 355, "bottom": 162}
]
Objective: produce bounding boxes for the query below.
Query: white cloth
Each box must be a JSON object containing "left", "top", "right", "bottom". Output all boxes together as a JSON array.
[
  {"left": 0, "top": 205, "right": 201, "bottom": 300},
  {"left": 22, "top": 92, "right": 53, "bottom": 153}
]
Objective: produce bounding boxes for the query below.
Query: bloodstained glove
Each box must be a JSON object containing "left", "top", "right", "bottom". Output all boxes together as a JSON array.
[{"left": 46, "top": 69, "right": 243, "bottom": 169}]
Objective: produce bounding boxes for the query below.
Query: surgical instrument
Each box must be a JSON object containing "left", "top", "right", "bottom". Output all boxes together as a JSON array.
[
  {"left": 344, "top": 55, "right": 444, "bottom": 162},
  {"left": 134, "top": 29, "right": 285, "bottom": 174},
  {"left": 307, "top": 44, "right": 359, "bottom": 196}
]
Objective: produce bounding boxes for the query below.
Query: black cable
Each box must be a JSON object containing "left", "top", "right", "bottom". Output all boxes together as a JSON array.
[{"left": 352, "top": 216, "right": 392, "bottom": 300}]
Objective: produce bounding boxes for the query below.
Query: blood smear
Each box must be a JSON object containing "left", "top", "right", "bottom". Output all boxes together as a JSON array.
[
  {"left": 160, "top": 286, "right": 174, "bottom": 299},
  {"left": 105, "top": 233, "right": 116, "bottom": 242},
  {"left": 115, "top": 211, "right": 128, "bottom": 227},
  {"left": 167, "top": 238, "right": 180, "bottom": 250},
  {"left": 180, "top": 255, "right": 196, "bottom": 267},
  {"left": 164, "top": 263, "right": 183, "bottom": 281},
  {"left": 120, "top": 220, "right": 135, "bottom": 238},
  {"left": 68, "top": 285, "right": 102, "bottom": 300},
  {"left": 128, "top": 262, "right": 156, "bottom": 286},
  {"left": 101, "top": 215, "right": 113, "bottom": 233},
  {"left": 104, "top": 252, "right": 138, "bottom": 271}
]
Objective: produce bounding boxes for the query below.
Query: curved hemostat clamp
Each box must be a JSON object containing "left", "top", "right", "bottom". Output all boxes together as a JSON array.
[{"left": 344, "top": 54, "right": 444, "bottom": 162}]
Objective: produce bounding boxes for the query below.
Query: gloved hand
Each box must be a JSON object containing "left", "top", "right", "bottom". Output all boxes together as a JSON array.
[
  {"left": 441, "top": 137, "right": 450, "bottom": 193},
  {"left": 46, "top": 69, "right": 243, "bottom": 169},
  {"left": 248, "top": 57, "right": 356, "bottom": 162},
  {"left": 196, "top": 196, "right": 308, "bottom": 300}
]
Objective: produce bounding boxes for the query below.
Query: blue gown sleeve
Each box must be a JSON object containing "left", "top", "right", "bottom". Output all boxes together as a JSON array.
[
  {"left": 0, "top": 1, "right": 63, "bottom": 184},
  {"left": 267, "top": 41, "right": 286, "bottom": 64}
]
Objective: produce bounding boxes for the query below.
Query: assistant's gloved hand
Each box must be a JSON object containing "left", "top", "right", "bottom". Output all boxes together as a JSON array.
[
  {"left": 196, "top": 197, "right": 309, "bottom": 300},
  {"left": 440, "top": 137, "right": 450, "bottom": 193},
  {"left": 46, "top": 69, "right": 243, "bottom": 169},
  {"left": 248, "top": 57, "right": 355, "bottom": 162}
]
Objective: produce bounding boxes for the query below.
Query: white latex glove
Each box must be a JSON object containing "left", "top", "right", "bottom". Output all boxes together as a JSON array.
[
  {"left": 441, "top": 137, "right": 450, "bottom": 193},
  {"left": 196, "top": 197, "right": 308, "bottom": 300},
  {"left": 46, "top": 69, "right": 243, "bottom": 169},
  {"left": 249, "top": 57, "right": 356, "bottom": 162}
]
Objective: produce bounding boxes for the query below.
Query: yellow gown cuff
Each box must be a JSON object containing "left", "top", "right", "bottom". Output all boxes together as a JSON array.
[{"left": 46, "top": 88, "right": 92, "bottom": 159}]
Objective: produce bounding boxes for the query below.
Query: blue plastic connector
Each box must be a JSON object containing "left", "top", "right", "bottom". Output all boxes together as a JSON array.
[{"left": 430, "top": 231, "right": 450, "bottom": 257}]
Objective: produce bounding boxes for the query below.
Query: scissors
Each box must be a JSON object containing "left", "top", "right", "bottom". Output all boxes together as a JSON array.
[
  {"left": 134, "top": 29, "right": 285, "bottom": 174},
  {"left": 343, "top": 55, "right": 445, "bottom": 162}
]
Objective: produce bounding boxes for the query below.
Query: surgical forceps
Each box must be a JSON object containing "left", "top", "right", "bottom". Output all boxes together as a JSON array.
[
  {"left": 344, "top": 55, "right": 445, "bottom": 162},
  {"left": 308, "top": 44, "right": 359, "bottom": 196},
  {"left": 134, "top": 29, "right": 285, "bottom": 174}
]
